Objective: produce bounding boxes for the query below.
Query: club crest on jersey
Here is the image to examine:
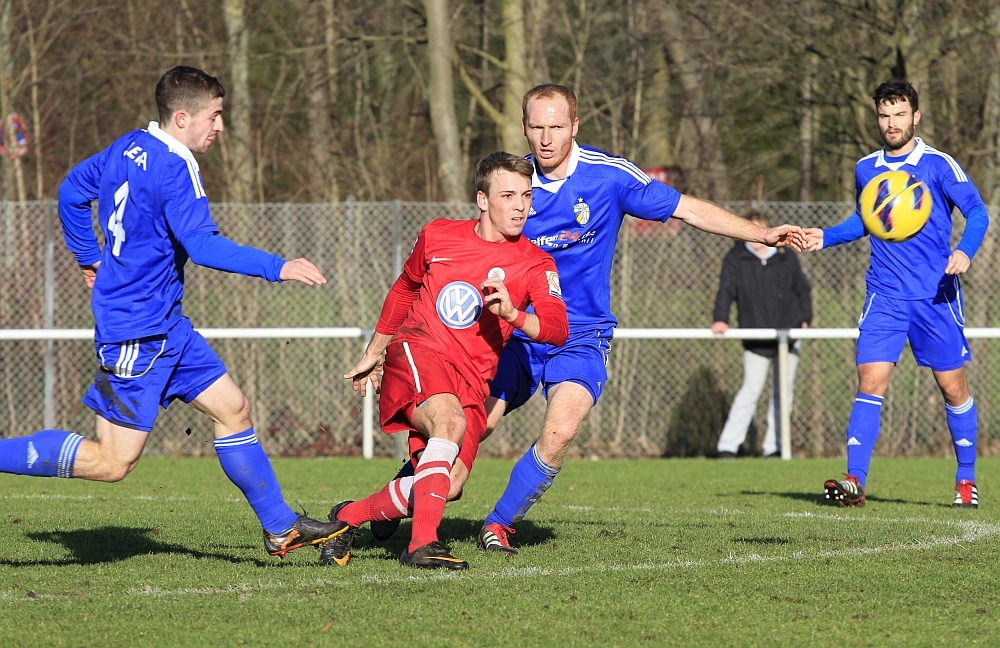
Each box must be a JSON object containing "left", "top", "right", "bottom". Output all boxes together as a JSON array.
[
  {"left": 488, "top": 267, "right": 505, "bottom": 281},
  {"left": 436, "top": 281, "right": 483, "bottom": 329},
  {"left": 574, "top": 197, "right": 590, "bottom": 225},
  {"left": 546, "top": 271, "right": 562, "bottom": 299}
]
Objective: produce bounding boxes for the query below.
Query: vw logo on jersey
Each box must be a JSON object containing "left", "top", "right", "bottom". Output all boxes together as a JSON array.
[{"left": 436, "top": 281, "right": 483, "bottom": 329}]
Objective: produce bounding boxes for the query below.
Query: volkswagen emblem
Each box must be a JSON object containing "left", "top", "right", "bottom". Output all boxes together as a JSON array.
[{"left": 436, "top": 281, "right": 483, "bottom": 329}]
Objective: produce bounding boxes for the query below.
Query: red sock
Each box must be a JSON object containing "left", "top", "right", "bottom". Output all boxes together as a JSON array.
[
  {"left": 408, "top": 462, "right": 452, "bottom": 551},
  {"left": 336, "top": 477, "right": 413, "bottom": 527}
]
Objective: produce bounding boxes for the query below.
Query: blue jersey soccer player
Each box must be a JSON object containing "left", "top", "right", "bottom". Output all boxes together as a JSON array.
[
  {"left": 805, "top": 79, "right": 988, "bottom": 509},
  {"left": 369, "top": 84, "right": 807, "bottom": 554},
  {"left": 0, "top": 66, "right": 350, "bottom": 556}
]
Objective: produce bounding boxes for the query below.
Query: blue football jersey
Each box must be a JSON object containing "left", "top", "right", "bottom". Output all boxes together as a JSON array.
[
  {"left": 856, "top": 137, "right": 984, "bottom": 300},
  {"left": 523, "top": 143, "right": 681, "bottom": 332},
  {"left": 60, "top": 122, "right": 218, "bottom": 342}
]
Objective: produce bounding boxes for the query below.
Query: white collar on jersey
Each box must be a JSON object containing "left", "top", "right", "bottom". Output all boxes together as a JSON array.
[
  {"left": 531, "top": 141, "right": 581, "bottom": 194},
  {"left": 874, "top": 136, "right": 926, "bottom": 170},
  {"left": 146, "top": 121, "right": 201, "bottom": 173}
]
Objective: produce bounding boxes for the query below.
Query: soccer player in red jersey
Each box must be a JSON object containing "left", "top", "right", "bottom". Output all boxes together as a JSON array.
[{"left": 321, "top": 152, "right": 568, "bottom": 569}]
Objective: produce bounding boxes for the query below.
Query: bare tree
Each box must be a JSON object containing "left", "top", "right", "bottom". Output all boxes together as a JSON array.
[
  {"left": 658, "top": 1, "right": 729, "bottom": 200},
  {"left": 297, "top": 0, "right": 332, "bottom": 201},
  {"left": 500, "top": 0, "right": 529, "bottom": 155},
  {"left": 223, "top": 0, "right": 255, "bottom": 203},
  {"left": 423, "top": 0, "right": 465, "bottom": 201},
  {"left": 982, "top": 7, "right": 1000, "bottom": 205}
]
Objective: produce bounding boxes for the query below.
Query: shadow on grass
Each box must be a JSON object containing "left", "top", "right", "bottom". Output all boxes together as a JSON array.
[
  {"left": 736, "top": 490, "right": 934, "bottom": 506},
  {"left": 0, "top": 526, "right": 270, "bottom": 567},
  {"left": 354, "top": 517, "right": 556, "bottom": 563}
]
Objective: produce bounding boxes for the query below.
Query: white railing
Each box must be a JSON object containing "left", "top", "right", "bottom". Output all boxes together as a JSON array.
[{"left": 5, "top": 327, "right": 1000, "bottom": 460}]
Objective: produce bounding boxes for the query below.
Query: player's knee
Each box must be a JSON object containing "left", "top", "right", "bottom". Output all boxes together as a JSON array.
[
  {"left": 437, "top": 410, "right": 466, "bottom": 444},
  {"left": 447, "top": 481, "right": 464, "bottom": 501},
  {"left": 236, "top": 393, "right": 252, "bottom": 422},
  {"left": 92, "top": 460, "right": 134, "bottom": 483}
]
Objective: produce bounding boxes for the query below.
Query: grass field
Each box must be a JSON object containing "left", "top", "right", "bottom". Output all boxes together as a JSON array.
[{"left": 1, "top": 456, "right": 998, "bottom": 647}]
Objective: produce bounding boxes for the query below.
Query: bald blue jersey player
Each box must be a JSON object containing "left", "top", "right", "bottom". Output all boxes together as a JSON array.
[
  {"left": 0, "top": 66, "right": 350, "bottom": 557},
  {"left": 806, "top": 79, "right": 988, "bottom": 509},
  {"left": 365, "top": 84, "right": 807, "bottom": 555}
]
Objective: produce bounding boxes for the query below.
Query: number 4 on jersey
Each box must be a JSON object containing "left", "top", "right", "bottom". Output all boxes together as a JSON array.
[{"left": 109, "top": 181, "right": 128, "bottom": 256}]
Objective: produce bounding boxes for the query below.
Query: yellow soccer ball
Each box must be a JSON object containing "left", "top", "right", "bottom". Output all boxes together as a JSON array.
[{"left": 858, "top": 170, "right": 932, "bottom": 242}]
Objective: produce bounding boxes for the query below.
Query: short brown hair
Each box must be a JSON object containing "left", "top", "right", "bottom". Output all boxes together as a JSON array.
[
  {"left": 522, "top": 83, "right": 578, "bottom": 123},
  {"left": 475, "top": 151, "right": 533, "bottom": 196},
  {"left": 155, "top": 66, "right": 225, "bottom": 123},
  {"left": 745, "top": 210, "right": 769, "bottom": 227}
]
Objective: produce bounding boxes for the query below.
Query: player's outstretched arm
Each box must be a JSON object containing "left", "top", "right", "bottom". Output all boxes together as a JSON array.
[
  {"left": 344, "top": 332, "right": 392, "bottom": 396},
  {"left": 672, "top": 195, "right": 805, "bottom": 250}
]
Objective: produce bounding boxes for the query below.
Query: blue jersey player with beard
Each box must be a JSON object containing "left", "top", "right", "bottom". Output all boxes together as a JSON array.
[
  {"left": 807, "top": 80, "right": 988, "bottom": 509},
  {"left": 0, "top": 66, "right": 350, "bottom": 557},
  {"left": 365, "top": 84, "right": 807, "bottom": 555}
]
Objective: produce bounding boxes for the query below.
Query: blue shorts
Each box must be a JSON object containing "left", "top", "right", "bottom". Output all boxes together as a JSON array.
[
  {"left": 856, "top": 277, "right": 970, "bottom": 371},
  {"left": 489, "top": 328, "right": 613, "bottom": 414},
  {"left": 82, "top": 316, "right": 228, "bottom": 431}
]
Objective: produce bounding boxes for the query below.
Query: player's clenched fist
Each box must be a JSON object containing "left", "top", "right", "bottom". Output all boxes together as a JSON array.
[
  {"left": 279, "top": 258, "right": 327, "bottom": 285},
  {"left": 481, "top": 276, "right": 516, "bottom": 321}
]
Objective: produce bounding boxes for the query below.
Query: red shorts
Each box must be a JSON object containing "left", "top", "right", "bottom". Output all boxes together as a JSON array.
[{"left": 379, "top": 340, "right": 487, "bottom": 472}]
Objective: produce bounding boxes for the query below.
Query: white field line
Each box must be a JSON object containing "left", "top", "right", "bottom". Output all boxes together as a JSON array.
[{"left": 3, "top": 513, "right": 995, "bottom": 603}]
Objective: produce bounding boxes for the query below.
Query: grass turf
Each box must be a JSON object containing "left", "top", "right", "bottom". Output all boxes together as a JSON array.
[{"left": 1, "top": 456, "right": 998, "bottom": 647}]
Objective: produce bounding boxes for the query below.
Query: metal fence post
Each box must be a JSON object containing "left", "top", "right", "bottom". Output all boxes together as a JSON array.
[
  {"left": 43, "top": 203, "right": 54, "bottom": 429},
  {"left": 777, "top": 329, "right": 791, "bottom": 460},
  {"left": 362, "top": 328, "right": 374, "bottom": 459}
]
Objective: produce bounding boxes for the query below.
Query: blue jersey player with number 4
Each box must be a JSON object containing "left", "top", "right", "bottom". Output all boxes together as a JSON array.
[
  {"left": 368, "top": 84, "right": 807, "bottom": 554},
  {"left": 0, "top": 66, "right": 350, "bottom": 557},
  {"left": 804, "top": 79, "right": 989, "bottom": 509}
]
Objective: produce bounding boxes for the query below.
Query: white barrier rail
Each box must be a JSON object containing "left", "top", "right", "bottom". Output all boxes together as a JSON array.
[{"left": 6, "top": 327, "right": 1000, "bottom": 459}]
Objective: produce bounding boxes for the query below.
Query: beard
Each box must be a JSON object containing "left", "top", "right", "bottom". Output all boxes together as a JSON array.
[{"left": 879, "top": 122, "right": 916, "bottom": 152}]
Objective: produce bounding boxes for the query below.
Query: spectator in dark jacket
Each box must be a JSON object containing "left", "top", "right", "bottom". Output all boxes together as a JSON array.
[{"left": 712, "top": 211, "right": 812, "bottom": 458}]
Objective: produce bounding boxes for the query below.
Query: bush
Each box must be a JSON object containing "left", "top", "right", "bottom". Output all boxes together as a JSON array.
[{"left": 664, "top": 365, "right": 732, "bottom": 458}]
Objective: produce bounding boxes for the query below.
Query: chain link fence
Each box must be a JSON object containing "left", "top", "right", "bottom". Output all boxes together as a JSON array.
[{"left": 3, "top": 200, "right": 1000, "bottom": 458}]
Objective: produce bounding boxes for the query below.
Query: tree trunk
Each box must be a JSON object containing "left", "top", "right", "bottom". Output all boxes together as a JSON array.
[
  {"left": 223, "top": 0, "right": 255, "bottom": 203},
  {"left": 798, "top": 49, "right": 817, "bottom": 201},
  {"left": 898, "top": 0, "right": 937, "bottom": 143},
  {"left": 983, "top": 30, "right": 1000, "bottom": 205},
  {"left": 297, "top": 0, "right": 332, "bottom": 202},
  {"left": 0, "top": 0, "right": 12, "bottom": 201},
  {"left": 323, "top": 0, "right": 340, "bottom": 202},
  {"left": 422, "top": 0, "right": 465, "bottom": 202},
  {"left": 501, "top": 0, "right": 529, "bottom": 155},
  {"left": 527, "top": 0, "right": 550, "bottom": 85},
  {"left": 659, "top": 2, "right": 729, "bottom": 200},
  {"left": 638, "top": 46, "right": 671, "bottom": 168}
]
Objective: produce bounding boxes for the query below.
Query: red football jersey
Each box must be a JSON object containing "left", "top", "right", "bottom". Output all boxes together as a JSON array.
[{"left": 376, "top": 218, "right": 565, "bottom": 393}]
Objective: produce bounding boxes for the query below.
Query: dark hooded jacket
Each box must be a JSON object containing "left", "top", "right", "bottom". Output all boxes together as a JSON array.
[{"left": 712, "top": 242, "right": 812, "bottom": 358}]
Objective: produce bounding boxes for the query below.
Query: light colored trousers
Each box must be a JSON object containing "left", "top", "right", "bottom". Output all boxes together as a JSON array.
[{"left": 716, "top": 347, "right": 799, "bottom": 456}]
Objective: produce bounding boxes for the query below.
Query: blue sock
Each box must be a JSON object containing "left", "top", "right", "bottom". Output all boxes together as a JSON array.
[
  {"left": 845, "top": 393, "right": 883, "bottom": 489},
  {"left": 946, "top": 396, "right": 977, "bottom": 483},
  {"left": 485, "top": 444, "right": 560, "bottom": 528},
  {"left": 214, "top": 428, "right": 298, "bottom": 534},
  {"left": 0, "top": 429, "right": 84, "bottom": 478}
]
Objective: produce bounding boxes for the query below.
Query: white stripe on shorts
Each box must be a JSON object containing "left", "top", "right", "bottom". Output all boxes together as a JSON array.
[{"left": 402, "top": 341, "right": 421, "bottom": 394}]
